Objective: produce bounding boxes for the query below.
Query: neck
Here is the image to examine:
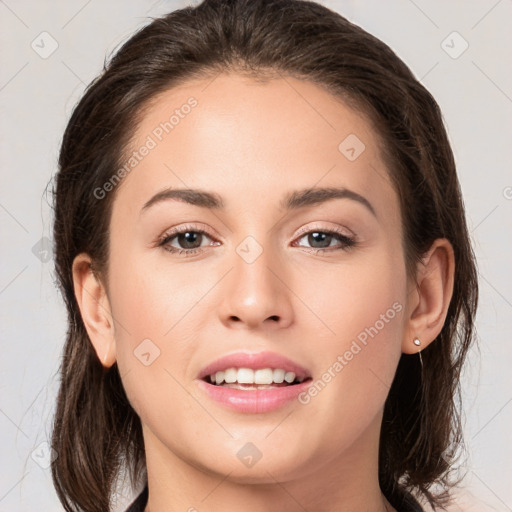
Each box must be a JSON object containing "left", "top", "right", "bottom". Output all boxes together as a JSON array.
[{"left": 141, "top": 409, "right": 395, "bottom": 512}]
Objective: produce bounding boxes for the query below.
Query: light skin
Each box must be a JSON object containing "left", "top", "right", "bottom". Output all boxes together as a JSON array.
[{"left": 72, "top": 73, "right": 455, "bottom": 512}]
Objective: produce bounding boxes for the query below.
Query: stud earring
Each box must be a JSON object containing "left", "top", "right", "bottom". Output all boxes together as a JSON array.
[{"left": 413, "top": 338, "right": 423, "bottom": 369}]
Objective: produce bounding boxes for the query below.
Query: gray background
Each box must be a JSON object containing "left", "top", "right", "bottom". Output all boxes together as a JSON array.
[{"left": 1, "top": 0, "right": 511, "bottom": 510}]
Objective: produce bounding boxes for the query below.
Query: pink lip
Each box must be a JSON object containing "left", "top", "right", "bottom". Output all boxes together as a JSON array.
[
  {"left": 196, "top": 351, "right": 311, "bottom": 381},
  {"left": 195, "top": 378, "right": 313, "bottom": 413}
]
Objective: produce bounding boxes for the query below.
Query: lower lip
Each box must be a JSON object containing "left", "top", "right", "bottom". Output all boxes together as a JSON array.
[{"left": 195, "top": 379, "right": 313, "bottom": 413}]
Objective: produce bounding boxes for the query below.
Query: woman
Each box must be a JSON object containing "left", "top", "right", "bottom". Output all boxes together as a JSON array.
[{"left": 50, "top": 0, "right": 478, "bottom": 511}]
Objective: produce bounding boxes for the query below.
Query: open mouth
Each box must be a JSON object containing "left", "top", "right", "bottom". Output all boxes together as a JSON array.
[
  {"left": 201, "top": 368, "right": 313, "bottom": 390},
  {"left": 196, "top": 360, "right": 314, "bottom": 412}
]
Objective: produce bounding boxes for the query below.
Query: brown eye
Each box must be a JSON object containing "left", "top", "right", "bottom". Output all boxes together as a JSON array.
[
  {"left": 174, "top": 231, "right": 204, "bottom": 249},
  {"left": 158, "top": 226, "right": 219, "bottom": 256}
]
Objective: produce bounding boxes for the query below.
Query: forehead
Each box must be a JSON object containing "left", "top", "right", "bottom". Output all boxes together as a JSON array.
[{"left": 112, "top": 72, "right": 396, "bottom": 220}]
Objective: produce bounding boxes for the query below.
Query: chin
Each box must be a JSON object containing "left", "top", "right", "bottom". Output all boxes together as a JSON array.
[{"left": 189, "top": 443, "right": 315, "bottom": 484}]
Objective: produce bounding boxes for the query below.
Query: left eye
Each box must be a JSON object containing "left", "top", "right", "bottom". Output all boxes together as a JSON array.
[{"left": 294, "top": 230, "right": 355, "bottom": 250}]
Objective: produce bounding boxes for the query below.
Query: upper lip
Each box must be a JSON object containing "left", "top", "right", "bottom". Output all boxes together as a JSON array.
[{"left": 197, "top": 351, "right": 312, "bottom": 381}]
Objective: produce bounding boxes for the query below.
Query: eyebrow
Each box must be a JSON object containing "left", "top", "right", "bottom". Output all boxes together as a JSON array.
[{"left": 140, "top": 186, "right": 376, "bottom": 217}]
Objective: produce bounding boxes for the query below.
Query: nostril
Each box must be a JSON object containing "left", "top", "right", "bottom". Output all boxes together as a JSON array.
[{"left": 268, "top": 315, "right": 279, "bottom": 321}]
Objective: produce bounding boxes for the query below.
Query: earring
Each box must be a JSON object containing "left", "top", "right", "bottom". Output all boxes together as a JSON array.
[{"left": 413, "top": 338, "right": 423, "bottom": 369}]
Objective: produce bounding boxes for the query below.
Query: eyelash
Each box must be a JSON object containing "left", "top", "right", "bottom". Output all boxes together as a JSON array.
[{"left": 157, "top": 224, "right": 356, "bottom": 257}]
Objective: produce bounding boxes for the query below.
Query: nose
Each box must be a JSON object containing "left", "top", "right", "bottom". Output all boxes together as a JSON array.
[{"left": 218, "top": 241, "right": 294, "bottom": 331}]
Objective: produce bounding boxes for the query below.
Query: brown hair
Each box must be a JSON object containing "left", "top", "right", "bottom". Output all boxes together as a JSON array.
[{"left": 51, "top": 0, "right": 478, "bottom": 510}]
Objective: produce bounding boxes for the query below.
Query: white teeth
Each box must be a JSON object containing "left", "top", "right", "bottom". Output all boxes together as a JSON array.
[
  {"left": 208, "top": 367, "right": 300, "bottom": 385},
  {"left": 284, "top": 371, "right": 296, "bottom": 383},
  {"left": 224, "top": 368, "right": 237, "bottom": 383},
  {"left": 215, "top": 371, "right": 224, "bottom": 385},
  {"left": 237, "top": 368, "right": 254, "bottom": 384},
  {"left": 254, "top": 368, "right": 273, "bottom": 385},
  {"left": 273, "top": 368, "right": 285, "bottom": 383}
]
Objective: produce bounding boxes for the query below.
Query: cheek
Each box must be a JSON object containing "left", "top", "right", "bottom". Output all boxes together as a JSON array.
[
  {"left": 106, "top": 249, "right": 221, "bottom": 410},
  {"left": 296, "top": 247, "right": 407, "bottom": 346},
  {"left": 293, "top": 249, "right": 407, "bottom": 415},
  {"left": 107, "top": 263, "right": 204, "bottom": 435},
  {"left": 107, "top": 248, "right": 212, "bottom": 344}
]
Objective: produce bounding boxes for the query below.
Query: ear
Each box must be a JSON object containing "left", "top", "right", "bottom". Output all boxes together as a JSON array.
[
  {"left": 402, "top": 238, "right": 455, "bottom": 354},
  {"left": 72, "top": 253, "right": 116, "bottom": 368}
]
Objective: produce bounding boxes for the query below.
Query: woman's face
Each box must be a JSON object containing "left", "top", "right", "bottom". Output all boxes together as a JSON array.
[{"left": 106, "top": 73, "right": 410, "bottom": 482}]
